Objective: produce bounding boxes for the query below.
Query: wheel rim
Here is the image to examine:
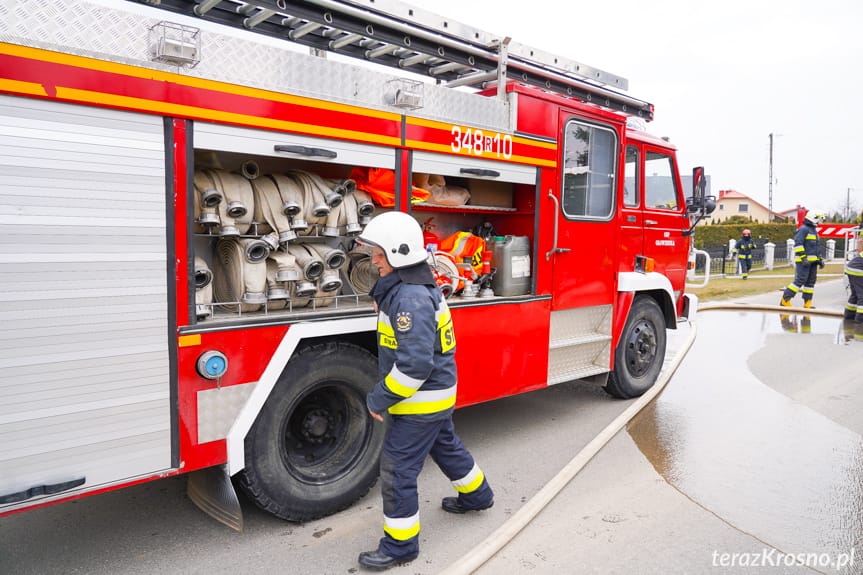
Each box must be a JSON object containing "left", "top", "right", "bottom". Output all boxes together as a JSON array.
[
  {"left": 281, "top": 383, "right": 371, "bottom": 485},
  {"left": 624, "top": 318, "right": 657, "bottom": 378}
]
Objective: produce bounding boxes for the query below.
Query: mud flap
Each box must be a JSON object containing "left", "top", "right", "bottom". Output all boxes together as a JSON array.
[{"left": 187, "top": 465, "right": 243, "bottom": 532}]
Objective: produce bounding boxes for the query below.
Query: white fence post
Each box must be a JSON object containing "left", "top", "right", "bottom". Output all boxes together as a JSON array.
[
  {"left": 786, "top": 238, "right": 795, "bottom": 266},
  {"left": 764, "top": 242, "right": 775, "bottom": 271},
  {"left": 825, "top": 239, "right": 835, "bottom": 261}
]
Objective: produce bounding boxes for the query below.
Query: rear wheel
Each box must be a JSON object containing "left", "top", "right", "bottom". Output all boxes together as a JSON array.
[
  {"left": 238, "top": 341, "right": 384, "bottom": 521},
  {"left": 605, "top": 296, "right": 667, "bottom": 399}
]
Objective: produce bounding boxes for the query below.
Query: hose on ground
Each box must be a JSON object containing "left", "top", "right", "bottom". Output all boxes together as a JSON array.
[{"left": 438, "top": 321, "right": 698, "bottom": 574}]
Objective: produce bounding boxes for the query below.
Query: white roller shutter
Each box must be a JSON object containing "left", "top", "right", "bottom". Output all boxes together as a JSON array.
[{"left": 0, "top": 95, "right": 172, "bottom": 512}]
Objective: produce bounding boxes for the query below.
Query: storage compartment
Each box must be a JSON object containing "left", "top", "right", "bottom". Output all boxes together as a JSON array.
[
  {"left": 410, "top": 151, "right": 538, "bottom": 299},
  {"left": 191, "top": 123, "right": 397, "bottom": 322}
]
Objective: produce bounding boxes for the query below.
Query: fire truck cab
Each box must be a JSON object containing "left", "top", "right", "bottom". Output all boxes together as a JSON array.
[{"left": 0, "top": 0, "right": 714, "bottom": 528}]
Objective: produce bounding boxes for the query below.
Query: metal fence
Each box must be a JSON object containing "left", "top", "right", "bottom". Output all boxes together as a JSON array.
[{"left": 692, "top": 238, "right": 849, "bottom": 277}]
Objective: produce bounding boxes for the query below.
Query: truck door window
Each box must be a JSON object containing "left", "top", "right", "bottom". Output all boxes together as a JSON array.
[
  {"left": 561, "top": 120, "right": 617, "bottom": 219},
  {"left": 644, "top": 151, "right": 679, "bottom": 210},
  {"left": 624, "top": 145, "right": 639, "bottom": 207}
]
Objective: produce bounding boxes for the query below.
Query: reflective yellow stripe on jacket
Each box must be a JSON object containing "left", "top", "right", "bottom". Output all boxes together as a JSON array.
[{"left": 388, "top": 387, "right": 457, "bottom": 415}]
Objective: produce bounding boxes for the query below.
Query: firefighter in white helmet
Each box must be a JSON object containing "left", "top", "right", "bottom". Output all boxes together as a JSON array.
[
  {"left": 356, "top": 211, "right": 494, "bottom": 571},
  {"left": 781, "top": 208, "right": 826, "bottom": 308}
]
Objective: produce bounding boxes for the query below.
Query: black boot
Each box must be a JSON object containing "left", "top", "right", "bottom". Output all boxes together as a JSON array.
[
  {"left": 358, "top": 550, "right": 418, "bottom": 571},
  {"left": 441, "top": 496, "right": 494, "bottom": 514}
]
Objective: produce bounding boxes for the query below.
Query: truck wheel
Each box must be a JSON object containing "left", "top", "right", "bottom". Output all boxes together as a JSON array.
[
  {"left": 238, "top": 341, "right": 384, "bottom": 522},
  {"left": 605, "top": 296, "right": 666, "bottom": 399}
]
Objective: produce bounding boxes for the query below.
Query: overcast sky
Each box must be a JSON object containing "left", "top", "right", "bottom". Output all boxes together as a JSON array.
[{"left": 428, "top": 0, "right": 863, "bottom": 219}]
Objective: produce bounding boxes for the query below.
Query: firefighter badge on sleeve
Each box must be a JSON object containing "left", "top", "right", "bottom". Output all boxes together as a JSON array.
[{"left": 395, "top": 311, "right": 413, "bottom": 333}]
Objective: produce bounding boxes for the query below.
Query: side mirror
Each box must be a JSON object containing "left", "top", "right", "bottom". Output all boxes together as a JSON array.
[{"left": 683, "top": 166, "right": 716, "bottom": 235}]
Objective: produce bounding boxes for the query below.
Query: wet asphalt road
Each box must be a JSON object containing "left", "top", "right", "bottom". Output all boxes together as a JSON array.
[{"left": 1, "top": 279, "right": 859, "bottom": 574}]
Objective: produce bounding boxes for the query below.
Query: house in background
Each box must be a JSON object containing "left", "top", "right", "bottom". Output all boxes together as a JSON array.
[
  {"left": 776, "top": 207, "right": 799, "bottom": 223},
  {"left": 698, "top": 189, "right": 787, "bottom": 224}
]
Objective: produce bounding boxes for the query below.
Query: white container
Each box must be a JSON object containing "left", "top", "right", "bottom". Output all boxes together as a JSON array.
[{"left": 491, "top": 236, "right": 531, "bottom": 296}]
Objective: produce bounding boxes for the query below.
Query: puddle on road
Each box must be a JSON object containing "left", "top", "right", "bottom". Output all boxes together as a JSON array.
[{"left": 628, "top": 311, "right": 863, "bottom": 559}]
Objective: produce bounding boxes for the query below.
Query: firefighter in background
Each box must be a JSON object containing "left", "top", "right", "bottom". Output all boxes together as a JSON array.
[
  {"left": 844, "top": 232, "right": 863, "bottom": 323},
  {"left": 733, "top": 229, "right": 757, "bottom": 279},
  {"left": 781, "top": 208, "right": 826, "bottom": 309},
  {"left": 356, "top": 212, "right": 494, "bottom": 571}
]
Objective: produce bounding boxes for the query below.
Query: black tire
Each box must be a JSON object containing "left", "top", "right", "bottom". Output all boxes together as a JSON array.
[
  {"left": 605, "top": 296, "right": 667, "bottom": 399},
  {"left": 238, "top": 341, "right": 384, "bottom": 521}
]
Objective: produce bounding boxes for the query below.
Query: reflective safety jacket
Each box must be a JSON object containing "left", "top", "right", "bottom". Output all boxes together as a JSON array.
[
  {"left": 440, "top": 231, "right": 486, "bottom": 276},
  {"left": 368, "top": 270, "right": 457, "bottom": 420},
  {"left": 847, "top": 251, "right": 863, "bottom": 275},
  {"left": 793, "top": 221, "right": 820, "bottom": 264},
  {"left": 733, "top": 236, "right": 757, "bottom": 259}
]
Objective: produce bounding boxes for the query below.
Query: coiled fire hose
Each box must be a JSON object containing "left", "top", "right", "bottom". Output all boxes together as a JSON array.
[
  {"left": 341, "top": 192, "right": 362, "bottom": 236},
  {"left": 251, "top": 175, "right": 297, "bottom": 245},
  {"left": 323, "top": 202, "right": 344, "bottom": 237},
  {"left": 265, "top": 258, "right": 289, "bottom": 310},
  {"left": 326, "top": 177, "right": 357, "bottom": 198},
  {"left": 269, "top": 174, "right": 305, "bottom": 230},
  {"left": 353, "top": 189, "right": 375, "bottom": 225},
  {"left": 286, "top": 170, "right": 332, "bottom": 233},
  {"left": 299, "top": 169, "right": 344, "bottom": 209},
  {"left": 204, "top": 169, "right": 254, "bottom": 236},
  {"left": 193, "top": 170, "right": 222, "bottom": 233},
  {"left": 194, "top": 256, "right": 213, "bottom": 319},
  {"left": 287, "top": 243, "right": 325, "bottom": 284},
  {"left": 348, "top": 252, "right": 377, "bottom": 294},
  {"left": 213, "top": 238, "right": 267, "bottom": 312},
  {"left": 240, "top": 159, "right": 259, "bottom": 180},
  {"left": 308, "top": 243, "right": 347, "bottom": 270},
  {"left": 268, "top": 250, "right": 300, "bottom": 282}
]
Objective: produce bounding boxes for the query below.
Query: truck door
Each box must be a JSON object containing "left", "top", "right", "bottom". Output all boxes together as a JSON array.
[
  {"left": 0, "top": 95, "right": 173, "bottom": 513},
  {"left": 641, "top": 146, "right": 689, "bottom": 289},
  {"left": 618, "top": 143, "right": 643, "bottom": 271},
  {"left": 550, "top": 115, "right": 620, "bottom": 310}
]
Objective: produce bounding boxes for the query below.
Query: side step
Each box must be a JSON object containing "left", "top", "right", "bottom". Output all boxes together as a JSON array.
[{"left": 547, "top": 305, "right": 612, "bottom": 385}]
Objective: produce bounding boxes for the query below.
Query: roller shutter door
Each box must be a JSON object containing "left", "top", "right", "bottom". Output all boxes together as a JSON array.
[{"left": 0, "top": 95, "right": 172, "bottom": 511}]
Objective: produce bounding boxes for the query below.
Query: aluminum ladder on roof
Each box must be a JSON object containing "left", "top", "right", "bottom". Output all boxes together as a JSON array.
[{"left": 128, "top": 0, "right": 654, "bottom": 120}]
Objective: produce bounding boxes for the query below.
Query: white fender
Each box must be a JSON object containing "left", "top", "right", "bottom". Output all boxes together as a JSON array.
[{"left": 225, "top": 316, "right": 375, "bottom": 475}]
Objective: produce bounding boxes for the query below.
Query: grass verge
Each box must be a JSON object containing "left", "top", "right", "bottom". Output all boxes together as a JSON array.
[{"left": 687, "top": 262, "right": 847, "bottom": 302}]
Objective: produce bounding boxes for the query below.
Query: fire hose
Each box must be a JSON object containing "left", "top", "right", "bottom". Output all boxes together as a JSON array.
[
  {"left": 193, "top": 170, "right": 221, "bottom": 233},
  {"left": 204, "top": 169, "right": 254, "bottom": 236},
  {"left": 213, "top": 238, "right": 267, "bottom": 313},
  {"left": 270, "top": 174, "right": 306, "bottom": 232},
  {"left": 441, "top": 302, "right": 845, "bottom": 574},
  {"left": 286, "top": 170, "right": 334, "bottom": 234},
  {"left": 251, "top": 175, "right": 297, "bottom": 246},
  {"left": 194, "top": 256, "right": 213, "bottom": 319},
  {"left": 264, "top": 258, "right": 289, "bottom": 310}
]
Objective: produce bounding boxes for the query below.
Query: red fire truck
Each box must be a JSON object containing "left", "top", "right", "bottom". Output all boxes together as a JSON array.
[{"left": 0, "top": 0, "right": 714, "bottom": 529}]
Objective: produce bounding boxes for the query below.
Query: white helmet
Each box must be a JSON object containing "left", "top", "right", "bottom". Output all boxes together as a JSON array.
[
  {"left": 358, "top": 211, "right": 426, "bottom": 268},
  {"left": 804, "top": 208, "right": 827, "bottom": 226}
]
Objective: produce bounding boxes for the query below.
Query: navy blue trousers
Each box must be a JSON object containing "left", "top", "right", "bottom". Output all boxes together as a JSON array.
[
  {"left": 377, "top": 415, "right": 493, "bottom": 558},
  {"left": 783, "top": 262, "right": 818, "bottom": 303}
]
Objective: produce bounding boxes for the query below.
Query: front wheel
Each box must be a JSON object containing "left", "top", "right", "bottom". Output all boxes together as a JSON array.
[
  {"left": 605, "top": 296, "right": 667, "bottom": 399},
  {"left": 238, "top": 341, "right": 384, "bottom": 521}
]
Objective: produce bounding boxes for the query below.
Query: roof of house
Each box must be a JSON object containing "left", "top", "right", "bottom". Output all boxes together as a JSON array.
[{"left": 716, "top": 190, "right": 771, "bottom": 213}]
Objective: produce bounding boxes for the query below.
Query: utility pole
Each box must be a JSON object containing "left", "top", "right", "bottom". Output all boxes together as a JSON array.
[
  {"left": 768, "top": 133, "right": 774, "bottom": 223},
  {"left": 848, "top": 187, "right": 862, "bottom": 222}
]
